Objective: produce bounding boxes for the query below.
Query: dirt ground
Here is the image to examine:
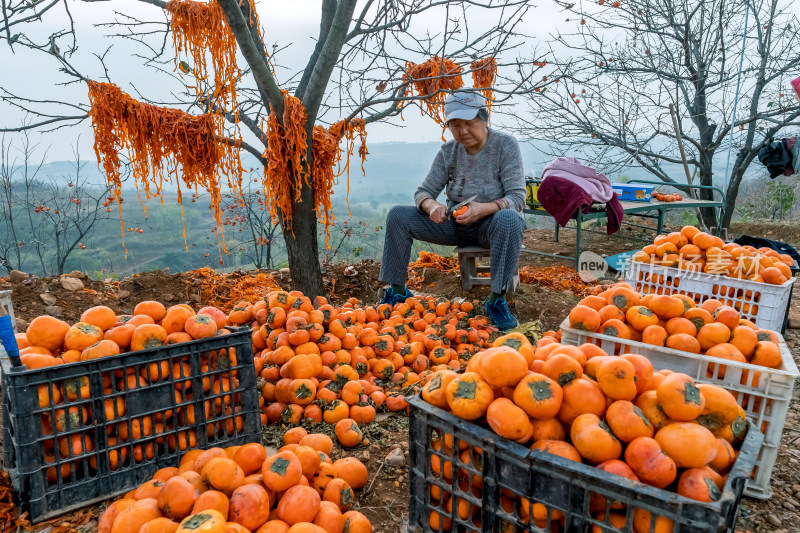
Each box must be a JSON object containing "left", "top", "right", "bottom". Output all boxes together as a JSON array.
[
  {"left": 261, "top": 415, "right": 412, "bottom": 533},
  {"left": 1, "top": 222, "right": 799, "bottom": 532}
]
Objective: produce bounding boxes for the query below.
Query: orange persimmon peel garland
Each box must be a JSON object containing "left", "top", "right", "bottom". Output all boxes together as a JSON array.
[
  {"left": 519, "top": 265, "right": 597, "bottom": 295},
  {"left": 87, "top": 82, "right": 366, "bottom": 255},
  {"left": 263, "top": 91, "right": 309, "bottom": 231},
  {"left": 313, "top": 117, "right": 368, "bottom": 240},
  {"left": 167, "top": 0, "right": 368, "bottom": 245},
  {"left": 409, "top": 250, "right": 460, "bottom": 273},
  {"left": 311, "top": 125, "right": 340, "bottom": 234},
  {"left": 471, "top": 56, "right": 497, "bottom": 112},
  {"left": 189, "top": 267, "right": 280, "bottom": 311},
  {"left": 166, "top": 0, "right": 257, "bottom": 115},
  {"left": 86, "top": 80, "right": 243, "bottom": 253},
  {"left": 401, "top": 56, "right": 465, "bottom": 125},
  {"left": 264, "top": 91, "right": 367, "bottom": 244}
]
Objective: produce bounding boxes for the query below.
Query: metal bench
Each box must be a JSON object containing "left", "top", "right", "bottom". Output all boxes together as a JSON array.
[
  {"left": 523, "top": 179, "right": 727, "bottom": 270},
  {"left": 455, "top": 246, "right": 519, "bottom": 294}
]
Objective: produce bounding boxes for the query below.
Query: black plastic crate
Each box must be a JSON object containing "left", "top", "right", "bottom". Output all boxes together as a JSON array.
[
  {"left": 1, "top": 327, "right": 261, "bottom": 523},
  {"left": 408, "top": 395, "right": 762, "bottom": 533}
]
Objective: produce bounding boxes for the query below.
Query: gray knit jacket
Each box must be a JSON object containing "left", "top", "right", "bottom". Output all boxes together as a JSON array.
[{"left": 413, "top": 128, "right": 526, "bottom": 213}]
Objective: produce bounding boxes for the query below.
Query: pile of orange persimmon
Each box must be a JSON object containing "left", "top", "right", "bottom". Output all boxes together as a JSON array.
[
  {"left": 17, "top": 301, "right": 237, "bottom": 368},
  {"left": 15, "top": 301, "right": 249, "bottom": 485},
  {"left": 248, "top": 291, "right": 496, "bottom": 444},
  {"left": 421, "top": 328, "right": 746, "bottom": 532},
  {"left": 568, "top": 283, "right": 784, "bottom": 371},
  {"left": 652, "top": 191, "right": 682, "bottom": 202},
  {"left": 98, "top": 434, "right": 373, "bottom": 533},
  {"left": 630, "top": 225, "right": 794, "bottom": 284}
]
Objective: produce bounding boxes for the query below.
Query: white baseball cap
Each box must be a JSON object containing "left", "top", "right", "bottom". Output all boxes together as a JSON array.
[{"left": 444, "top": 91, "right": 486, "bottom": 123}]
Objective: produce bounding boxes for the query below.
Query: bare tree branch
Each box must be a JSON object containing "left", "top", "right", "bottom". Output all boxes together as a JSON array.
[
  {"left": 1, "top": 0, "right": 61, "bottom": 36},
  {"left": 296, "top": 0, "right": 337, "bottom": 101},
  {"left": 134, "top": 0, "right": 167, "bottom": 9},
  {"left": 216, "top": 0, "right": 283, "bottom": 117},
  {"left": 301, "top": 0, "right": 358, "bottom": 121},
  {"left": 515, "top": 0, "right": 800, "bottom": 229},
  {"left": 0, "top": 114, "right": 87, "bottom": 132},
  {"left": 213, "top": 134, "right": 266, "bottom": 165}
]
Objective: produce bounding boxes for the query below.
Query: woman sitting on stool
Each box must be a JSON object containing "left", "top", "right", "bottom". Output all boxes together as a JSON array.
[{"left": 378, "top": 90, "right": 526, "bottom": 330}]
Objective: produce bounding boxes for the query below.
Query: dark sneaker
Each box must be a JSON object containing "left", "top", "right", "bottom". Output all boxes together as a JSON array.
[
  {"left": 484, "top": 298, "right": 519, "bottom": 331},
  {"left": 379, "top": 286, "right": 414, "bottom": 306}
]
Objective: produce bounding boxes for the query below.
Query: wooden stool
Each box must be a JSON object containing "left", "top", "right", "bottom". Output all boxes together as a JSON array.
[{"left": 455, "top": 246, "right": 519, "bottom": 294}]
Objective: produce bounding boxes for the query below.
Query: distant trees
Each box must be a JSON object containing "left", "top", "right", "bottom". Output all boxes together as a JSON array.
[
  {"left": 321, "top": 219, "right": 383, "bottom": 265},
  {"left": 220, "top": 177, "right": 282, "bottom": 270},
  {"left": 736, "top": 176, "right": 799, "bottom": 221},
  {"left": 519, "top": 0, "right": 800, "bottom": 230},
  {"left": 0, "top": 134, "right": 111, "bottom": 275},
  {"left": 0, "top": 135, "right": 34, "bottom": 273}
]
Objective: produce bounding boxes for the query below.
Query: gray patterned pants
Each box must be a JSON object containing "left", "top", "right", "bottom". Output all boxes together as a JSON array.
[{"left": 379, "top": 205, "right": 525, "bottom": 294}]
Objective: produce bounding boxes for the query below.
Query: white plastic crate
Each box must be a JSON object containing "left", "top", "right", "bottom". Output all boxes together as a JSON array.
[
  {"left": 624, "top": 260, "right": 795, "bottom": 332},
  {"left": 559, "top": 319, "right": 798, "bottom": 499},
  {"left": 0, "top": 290, "right": 15, "bottom": 333}
]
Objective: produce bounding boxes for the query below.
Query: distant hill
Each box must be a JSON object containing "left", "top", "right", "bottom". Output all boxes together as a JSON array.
[
  {"left": 24, "top": 139, "right": 768, "bottom": 209},
  {"left": 3, "top": 138, "right": 776, "bottom": 277}
]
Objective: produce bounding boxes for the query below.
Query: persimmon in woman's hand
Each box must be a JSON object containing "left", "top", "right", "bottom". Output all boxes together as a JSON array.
[
  {"left": 453, "top": 205, "right": 469, "bottom": 217},
  {"left": 455, "top": 202, "right": 496, "bottom": 224}
]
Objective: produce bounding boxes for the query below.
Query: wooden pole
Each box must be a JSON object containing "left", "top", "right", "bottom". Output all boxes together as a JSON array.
[{"left": 669, "top": 103, "right": 694, "bottom": 196}]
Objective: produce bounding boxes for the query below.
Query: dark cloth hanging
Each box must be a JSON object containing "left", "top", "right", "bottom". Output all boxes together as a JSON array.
[
  {"left": 536, "top": 175, "right": 624, "bottom": 234},
  {"left": 758, "top": 137, "right": 798, "bottom": 178},
  {"left": 786, "top": 137, "right": 800, "bottom": 175}
]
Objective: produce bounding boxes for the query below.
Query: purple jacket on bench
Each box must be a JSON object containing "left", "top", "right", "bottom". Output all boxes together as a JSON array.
[{"left": 536, "top": 159, "right": 624, "bottom": 234}]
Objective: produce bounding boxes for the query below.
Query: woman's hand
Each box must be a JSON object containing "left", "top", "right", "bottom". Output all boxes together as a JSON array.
[
  {"left": 425, "top": 201, "right": 448, "bottom": 224},
  {"left": 455, "top": 201, "right": 499, "bottom": 224}
]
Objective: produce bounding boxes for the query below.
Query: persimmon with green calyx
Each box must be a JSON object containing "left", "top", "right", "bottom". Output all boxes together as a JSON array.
[
  {"left": 656, "top": 373, "right": 705, "bottom": 421},
  {"left": 571, "top": 413, "right": 622, "bottom": 464},
  {"left": 568, "top": 305, "right": 601, "bottom": 332},
  {"left": 64, "top": 322, "right": 104, "bottom": 352},
  {"left": 176, "top": 510, "right": 226, "bottom": 533},
  {"left": 445, "top": 372, "right": 494, "bottom": 420},
  {"left": 185, "top": 314, "right": 218, "bottom": 340},
  {"left": 677, "top": 468, "right": 722, "bottom": 502},
  {"left": 512, "top": 373, "right": 563, "bottom": 419},
  {"left": 695, "top": 384, "right": 739, "bottom": 433},
  {"left": 261, "top": 451, "right": 302, "bottom": 492},
  {"left": 605, "top": 400, "right": 654, "bottom": 443},
  {"left": 421, "top": 370, "right": 457, "bottom": 409}
]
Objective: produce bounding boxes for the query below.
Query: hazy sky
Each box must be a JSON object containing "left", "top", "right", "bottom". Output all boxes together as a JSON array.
[{"left": 1, "top": 0, "right": 567, "bottom": 161}]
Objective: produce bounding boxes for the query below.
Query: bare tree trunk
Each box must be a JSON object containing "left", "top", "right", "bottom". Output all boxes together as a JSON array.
[
  {"left": 281, "top": 131, "right": 324, "bottom": 296},
  {"left": 696, "top": 159, "right": 719, "bottom": 230},
  {"left": 722, "top": 173, "right": 744, "bottom": 229},
  {"left": 283, "top": 206, "right": 323, "bottom": 295}
]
